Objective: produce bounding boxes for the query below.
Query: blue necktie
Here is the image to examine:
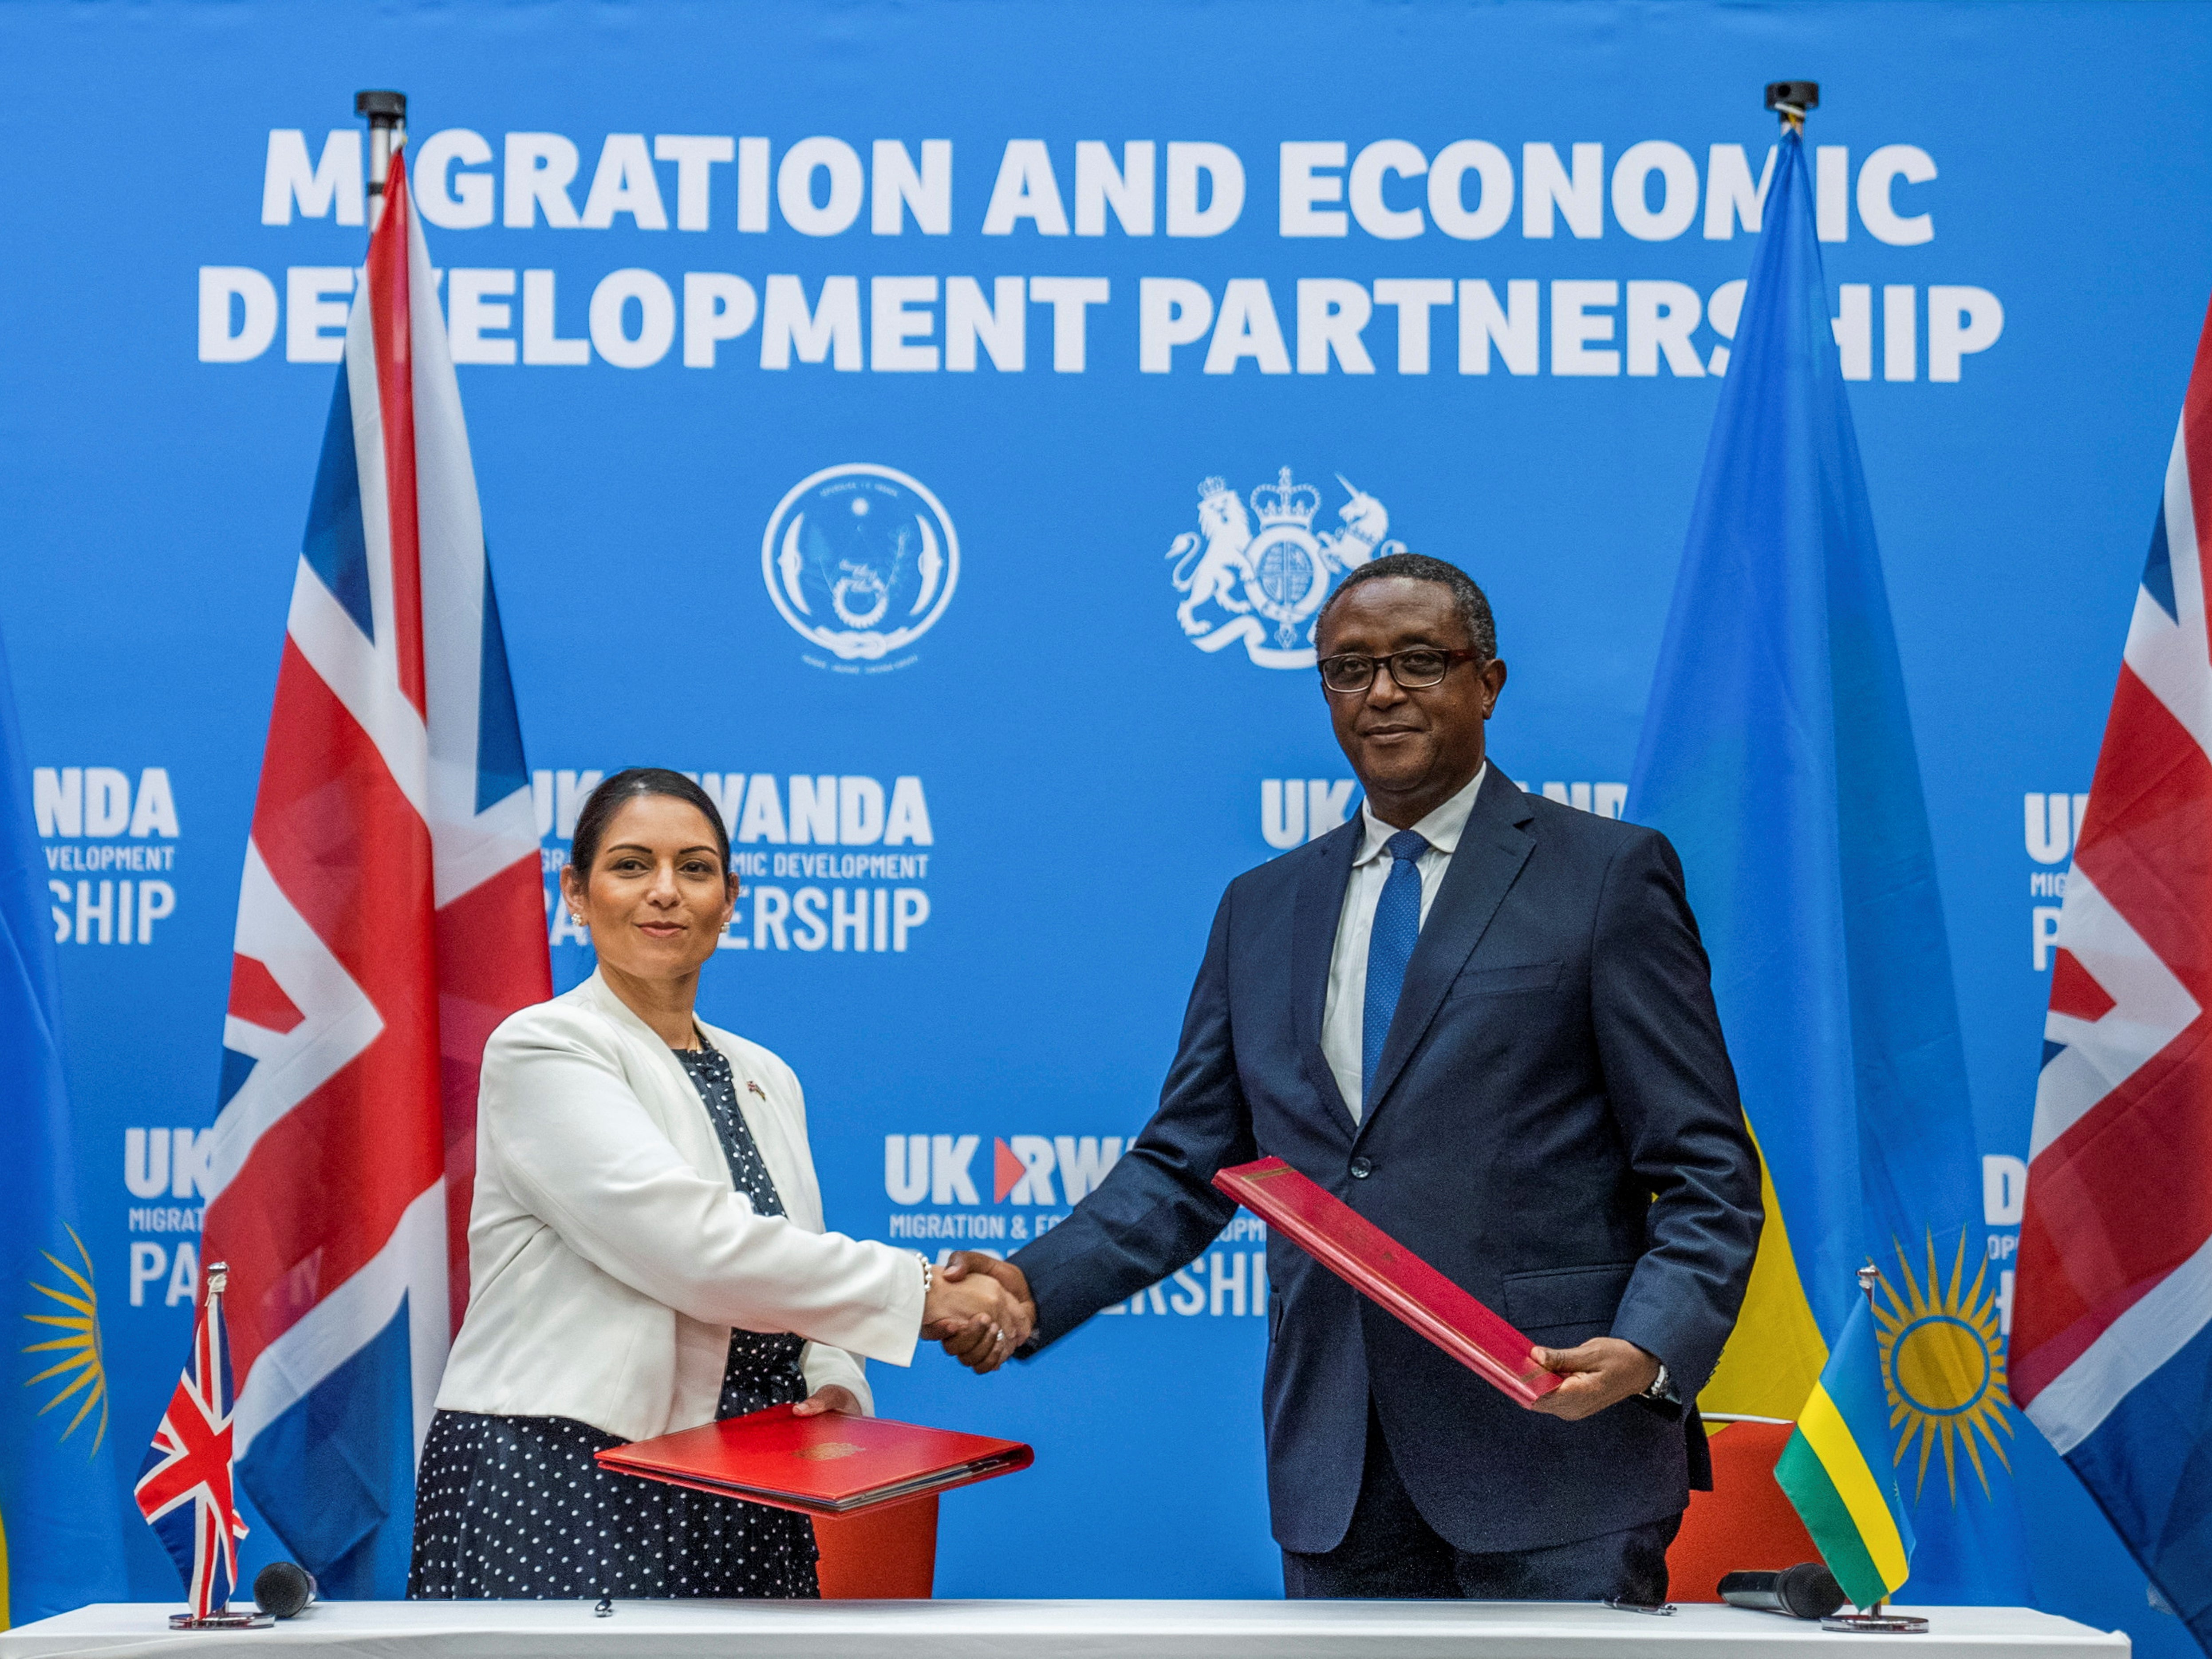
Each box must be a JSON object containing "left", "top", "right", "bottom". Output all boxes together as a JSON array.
[{"left": 1361, "top": 830, "right": 1430, "bottom": 1107}]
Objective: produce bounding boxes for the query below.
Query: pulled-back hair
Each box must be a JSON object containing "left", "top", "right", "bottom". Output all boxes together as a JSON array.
[
  {"left": 568, "top": 768, "right": 731, "bottom": 875},
  {"left": 1316, "top": 553, "right": 1497, "bottom": 660}
]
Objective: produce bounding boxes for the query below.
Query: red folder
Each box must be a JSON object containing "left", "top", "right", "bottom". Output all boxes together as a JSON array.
[
  {"left": 1213, "top": 1155, "right": 1563, "bottom": 1407},
  {"left": 595, "top": 1403, "right": 1033, "bottom": 1517}
]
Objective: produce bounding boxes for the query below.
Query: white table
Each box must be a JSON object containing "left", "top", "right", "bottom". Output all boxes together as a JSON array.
[{"left": 0, "top": 1601, "right": 2128, "bottom": 1659}]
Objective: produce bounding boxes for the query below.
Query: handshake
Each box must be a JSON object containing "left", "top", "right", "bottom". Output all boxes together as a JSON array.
[{"left": 916, "top": 1252, "right": 1037, "bottom": 1375}]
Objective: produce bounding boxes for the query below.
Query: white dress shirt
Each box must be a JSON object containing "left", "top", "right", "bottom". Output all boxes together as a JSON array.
[{"left": 1320, "top": 764, "right": 1487, "bottom": 1122}]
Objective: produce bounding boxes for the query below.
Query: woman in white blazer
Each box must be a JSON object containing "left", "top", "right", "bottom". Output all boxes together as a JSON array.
[{"left": 409, "top": 769, "right": 1025, "bottom": 1601}]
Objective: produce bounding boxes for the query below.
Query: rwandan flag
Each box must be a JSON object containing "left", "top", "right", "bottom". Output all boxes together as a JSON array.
[
  {"left": 0, "top": 619, "right": 128, "bottom": 1623},
  {"left": 1628, "top": 126, "right": 2027, "bottom": 1606},
  {"left": 1777, "top": 1299, "right": 1913, "bottom": 1608}
]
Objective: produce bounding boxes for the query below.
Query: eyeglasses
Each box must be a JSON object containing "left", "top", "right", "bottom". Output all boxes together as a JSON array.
[{"left": 1317, "top": 648, "right": 1484, "bottom": 694}]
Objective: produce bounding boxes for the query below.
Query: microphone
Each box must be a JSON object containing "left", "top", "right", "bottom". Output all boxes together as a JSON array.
[
  {"left": 253, "top": 1562, "right": 318, "bottom": 1619},
  {"left": 1719, "top": 1563, "right": 1847, "bottom": 1620}
]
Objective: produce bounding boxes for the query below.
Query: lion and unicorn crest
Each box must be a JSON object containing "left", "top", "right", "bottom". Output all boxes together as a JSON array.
[{"left": 1166, "top": 467, "right": 1404, "bottom": 668}]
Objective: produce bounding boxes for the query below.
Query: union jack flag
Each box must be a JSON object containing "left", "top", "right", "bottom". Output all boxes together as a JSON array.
[
  {"left": 197, "top": 149, "right": 550, "bottom": 1594},
  {"left": 2013, "top": 297, "right": 2212, "bottom": 1644},
  {"left": 134, "top": 1265, "right": 248, "bottom": 1618}
]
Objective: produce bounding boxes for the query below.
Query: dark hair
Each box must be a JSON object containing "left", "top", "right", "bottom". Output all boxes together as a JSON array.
[
  {"left": 1315, "top": 553, "right": 1497, "bottom": 661},
  {"left": 567, "top": 768, "right": 731, "bottom": 877}
]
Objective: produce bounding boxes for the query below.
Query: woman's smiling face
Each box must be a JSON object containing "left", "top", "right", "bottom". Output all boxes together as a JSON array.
[{"left": 564, "top": 794, "right": 736, "bottom": 983}]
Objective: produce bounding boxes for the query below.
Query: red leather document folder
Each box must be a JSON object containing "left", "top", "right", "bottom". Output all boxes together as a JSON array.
[
  {"left": 1214, "top": 1156, "right": 1563, "bottom": 1407},
  {"left": 595, "top": 1403, "right": 1032, "bottom": 1517}
]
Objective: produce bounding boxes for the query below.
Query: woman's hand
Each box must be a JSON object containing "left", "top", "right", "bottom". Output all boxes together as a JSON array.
[
  {"left": 922, "top": 1262, "right": 1033, "bottom": 1368},
  {"left": 792, "top": 1384, "right": 861, "bottom": 1418},
  {"left": 934, "top": 1255, "right": 1037, "bottom": 1376}
]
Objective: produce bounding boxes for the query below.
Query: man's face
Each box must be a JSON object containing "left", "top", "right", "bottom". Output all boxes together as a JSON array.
[{"left": 1317, "top": 577, "right": 1506, "bottom": 814}]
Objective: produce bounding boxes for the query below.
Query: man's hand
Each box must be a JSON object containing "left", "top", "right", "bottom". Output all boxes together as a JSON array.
[
  {"left": 920, "top": 1253, "right": 1034, "bottom": 1367},
  {"left": 1526, "top": 1337, "right": 1661, "bottom": 1421},
  {"left": 791, "top": 1384, "right": 861, "bottom": 1418},
  {"left": 934, "top": 1254, "right": 1037, "bottom": 1375}
]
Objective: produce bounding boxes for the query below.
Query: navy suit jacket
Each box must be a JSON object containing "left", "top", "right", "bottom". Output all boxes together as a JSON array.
[{"left": 1010, "top": 770, "right": 1762, "bottom": 1556}]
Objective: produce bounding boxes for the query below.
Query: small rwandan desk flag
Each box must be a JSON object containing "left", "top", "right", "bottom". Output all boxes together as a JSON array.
[
  {"left": 1776, "top": 1296, "right": 1912, "bottom": 1608},
  {"left": 1628, "top": 126, "right": 2027, "bottom": 1607},
  {"left": 0, "top": 618, "right": 129, "bottom": 1625}
]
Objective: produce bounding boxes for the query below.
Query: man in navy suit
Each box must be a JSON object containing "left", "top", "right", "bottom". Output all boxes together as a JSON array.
[{"left": 943, "top": 554, "right": 1761, "bottom": 1601}]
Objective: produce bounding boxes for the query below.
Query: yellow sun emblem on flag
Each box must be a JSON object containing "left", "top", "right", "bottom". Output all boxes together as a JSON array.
[
  {"left": 1873, "top": 1229, "right": 2012, "bottom": 1502},
  {"left": 24, "top": 1227, "right": 110, "bottom": 1453}
]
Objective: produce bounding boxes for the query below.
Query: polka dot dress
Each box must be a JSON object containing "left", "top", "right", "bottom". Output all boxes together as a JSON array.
[{"left": 409, "top": 1040, "right": 819, "bottom": 1600}]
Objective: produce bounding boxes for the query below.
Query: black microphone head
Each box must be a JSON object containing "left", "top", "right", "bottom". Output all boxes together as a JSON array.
[
  {"left": 1718, "top": 1562, "right": 1848, "bottom": 1619},
  {"left": 254, "top": 1561, "right": 317, "bottom": 1619},
  {"left": 1776, "top": 1561, "right": 1847, "bottom": 1620}
]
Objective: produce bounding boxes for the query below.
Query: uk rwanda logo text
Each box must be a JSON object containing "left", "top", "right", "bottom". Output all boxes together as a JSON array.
[
  {"left": 1163, "top": 468, "right": 1404, "bottom": 669},
  {"left": 763, "top": 465, "right": 959, "bottom": 672}
]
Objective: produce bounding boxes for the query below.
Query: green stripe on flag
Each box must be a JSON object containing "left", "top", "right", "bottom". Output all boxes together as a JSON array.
[{"left": 1774, "top": 1424, "right": 1889, "bottom": 1609}]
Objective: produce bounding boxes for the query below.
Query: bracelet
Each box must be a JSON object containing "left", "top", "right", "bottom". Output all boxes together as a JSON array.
[{"left": 918, "top": 1253, "right": 933, "bottom": 1298}]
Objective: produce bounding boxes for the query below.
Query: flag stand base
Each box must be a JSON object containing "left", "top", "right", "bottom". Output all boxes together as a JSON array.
[
  {"left": 1821, "top": 1612, "right": 1931, "bottom": 1634},
  {"left": 168, "top": 1612, "right": 275, "bottom": 1631}
]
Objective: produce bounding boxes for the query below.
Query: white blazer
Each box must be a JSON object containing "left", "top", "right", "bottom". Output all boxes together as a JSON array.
[{"left": 434, "top": 971, "right": 925, "bottom": 1443}]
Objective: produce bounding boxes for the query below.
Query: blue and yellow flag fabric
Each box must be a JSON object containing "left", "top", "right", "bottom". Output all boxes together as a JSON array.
[
  {"left": 1628, "top": 127, "right": 2029, "bottom": 1605},
  {"left": 0, "top": 620, "right": 128, "bottom": 1624}
]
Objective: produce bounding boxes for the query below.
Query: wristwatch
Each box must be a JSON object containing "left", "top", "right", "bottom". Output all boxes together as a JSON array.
[{"left": 1642, "top": 1362, "right": 1674, "bottom": 1402}]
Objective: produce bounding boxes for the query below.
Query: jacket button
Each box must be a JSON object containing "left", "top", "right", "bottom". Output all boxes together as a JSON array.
[{"left": 1349, "top": 1156, "right": 1373, "bottom": 1179}]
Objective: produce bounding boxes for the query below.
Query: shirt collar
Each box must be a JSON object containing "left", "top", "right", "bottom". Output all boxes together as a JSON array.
[{"left": 1354, "top": 762, "right": 1487, "bottom": 866}]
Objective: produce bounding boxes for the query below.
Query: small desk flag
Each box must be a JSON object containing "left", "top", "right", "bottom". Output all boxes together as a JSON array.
[
  {"left": 1774, "top": 1296, "right": 1914, "bottom": 1609},
  {"left": 134, "top": 1264, "right": 248, "bottom": 1620}
]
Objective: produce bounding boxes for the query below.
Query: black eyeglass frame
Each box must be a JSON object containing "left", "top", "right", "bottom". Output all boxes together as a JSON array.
[{"left": 1317, "top": 647, "right": 1486, "bottom": 694}]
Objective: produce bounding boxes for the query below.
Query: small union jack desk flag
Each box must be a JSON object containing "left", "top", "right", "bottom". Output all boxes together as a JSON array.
[{"left": 134, "top": 1261, "right": 249, "bottom": 1619}]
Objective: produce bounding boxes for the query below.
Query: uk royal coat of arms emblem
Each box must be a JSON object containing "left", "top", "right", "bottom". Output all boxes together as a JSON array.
[{"left": 1164, "top": 468, "right": 1404, "bottom": 668}]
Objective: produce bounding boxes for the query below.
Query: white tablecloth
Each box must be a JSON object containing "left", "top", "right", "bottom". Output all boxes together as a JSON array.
[{"left": 0, "top": 1601, "right": 2128, "bottom": 1659}]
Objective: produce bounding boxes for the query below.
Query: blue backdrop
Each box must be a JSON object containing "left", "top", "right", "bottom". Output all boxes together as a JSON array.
[{"left": 2, "top": 1, "right": 2206, "bottom": 1651}]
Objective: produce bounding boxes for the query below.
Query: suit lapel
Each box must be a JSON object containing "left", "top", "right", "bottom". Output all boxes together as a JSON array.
[
  {"left": 581, "top": 971, "right": 727, "bottom": 1181},
  {"left": 1355, "top": 772, "right": 1537, "bottom": 1141},
  {"left": 1291, "top": 816, "right": 1364, "bottom": 1136}
]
